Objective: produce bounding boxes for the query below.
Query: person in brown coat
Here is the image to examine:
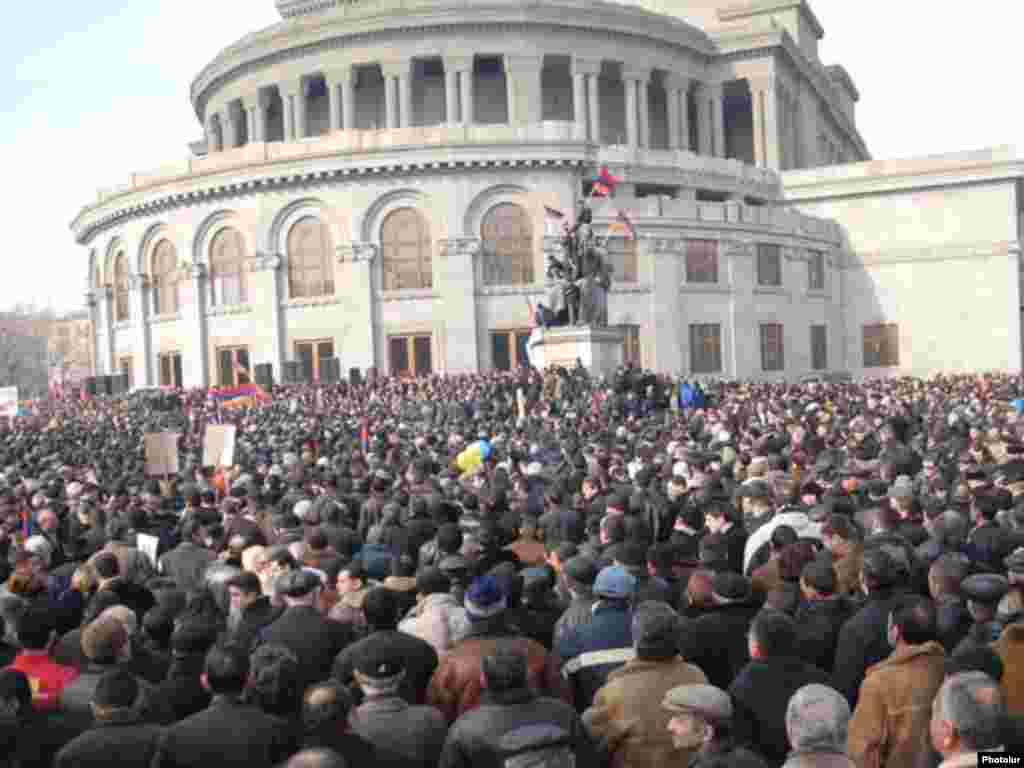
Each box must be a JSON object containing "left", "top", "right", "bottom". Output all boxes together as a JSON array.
[
  {"left": 583, "top": 602, "right": 708, "bottom": 768},
  {"left": 847, "top": 596, "right": 947, "bottom": 768},
  {"left": 426, "top": 575, "right": 565, "bottom": 723},
  {"left": 504, "top": 516, "right": 547, "bottom": 567},
  {"left": 991, "top": 621, "right": 1024, "bottom": 715}
]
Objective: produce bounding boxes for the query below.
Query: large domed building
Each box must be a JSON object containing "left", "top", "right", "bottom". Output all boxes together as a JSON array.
[{"left": 71, "top": 0, "right": 1024, "bottom": 386}]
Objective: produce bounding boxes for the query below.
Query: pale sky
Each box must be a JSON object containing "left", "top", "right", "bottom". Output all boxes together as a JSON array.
[{"left": 3, "top": 0, "right": 1021, "bottom": 313}]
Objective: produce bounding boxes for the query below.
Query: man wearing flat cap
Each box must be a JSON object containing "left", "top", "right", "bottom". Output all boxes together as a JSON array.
[
  {"left": 954, "top": 573, "right": 1008, "bottom": 653},
  {"left": 584, "top": 601, "right": 708, "bottom": 768},
  {"left": 662, "top": 683, "right": 768, "bottom": 767},
  {"left": 348, "top": 639, "right": 447, "bottom": 768}
]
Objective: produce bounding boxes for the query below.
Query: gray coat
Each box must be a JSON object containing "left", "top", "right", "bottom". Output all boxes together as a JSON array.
[{"left": 348, "top": 695, "right": 448, "bottom": 768}]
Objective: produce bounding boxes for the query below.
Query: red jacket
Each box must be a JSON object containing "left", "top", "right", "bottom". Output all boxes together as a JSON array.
[{"left": 8, "top": 652, "right": 79, "bottom": 711}]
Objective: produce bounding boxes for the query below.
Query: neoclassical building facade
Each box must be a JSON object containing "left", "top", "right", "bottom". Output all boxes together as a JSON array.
[{"left": 71, "top": 0, "right": 1024, "bottom": 384}]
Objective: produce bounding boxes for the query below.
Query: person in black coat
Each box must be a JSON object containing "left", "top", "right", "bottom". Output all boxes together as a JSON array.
[
  {"left": 793, "top": 558, "right": 857, "bottom": 673},
  {"left": 729, "top": 609, "right": 834, "bottom": 764},
  {"left": 702, "top": 499, "right": 747, "bottom": 576},
  {"left": 678, "top": 572, "right": 762, "bottom": 690},
  {"left": 928, "top": 553, "right": 973, "bottom": 653},
  {"left": 55, "top": 669, "right": 164, "bottom": 768},
  {"left": 0, "top": 669, "right": 77, "bottom": 768},
  {"left": 438, "top": 647, "right": 597, "bottom": 768},
  {"left": 301, "top": 680, "right": 409, "bottom": 768},
  {"left": 832, "top": 548, "right": 911, "bottom": 706},
  {"left": 152, "top": 621, "right": 218, "bottom": 723},
  {"left": 512, "top": 567, "right": 564, "bottom": 651},
  {"left": 260, "top": 570, "right": 355, "bottom": 692},
  {"left": 153, "top": 643, "right": 297, "bottom": 768},
  {"left": 226, "top": 571, "right": 284, "bottom": 651},
  {"left": 332, "top": 587, "right": 438, "bottom": 705}
]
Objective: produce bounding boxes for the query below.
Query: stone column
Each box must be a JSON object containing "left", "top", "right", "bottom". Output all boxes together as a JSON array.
[
  {"left": 444, "top": 62, "right": 459, "bottom": 123},
  {"left": 325, "top": 69, "right": 348, "bottom": 133},
  {"left": 247, "top": 254, "right": 284, "bottom": 379},
  {"left": 695, "top": 83, "right": 713, "bottom": 156},
  {"left": 624, "top": 75, "right": 639, "bottom": 148},
  {"left": 446, "top": 56, "right": 473, "bottom": 125},
  {"left": 439, "top": 238, "right": 481, "bottom": 373},
  {"left": 710, "top": 83, "right": 726, "bottom": 158},
  {"left": 129, "top": 275, "right": 152, "bottom": 388},
  {"left": 460, "top": 68, "right": 475, "bottom": 126},
  {"left": 666, "top": 80, "right": 681, "bottom": 150},
  {"left": 183, "top": 264, "right": 208, "bottom": 388},
  {"left": 399, "top": 62, "right": 414, "bottom": 128},
  {"left": 677, "top": 79, "right": 691, "bottom": 151},
  {"left": 296, "top": 77, "right": 310, "bottom": 139},
  {"left": 282, "top": 86, "right": 296, "bottom": 140},
  {"left": 98, "top": 287, "right": 115, "bottom": 375},
  {"left": 336, "top": 243, "right": 379, "bottom": 370},
  {"left": 341, "top": 68, "right": 357, "bottom": 130},
  {"left": 381, "top": 62, "right": 400, "bottom": 129},
  {"left": 223, "top": 107, "right": 241, "bottom": 149},
  {"left": 797, "top": 80, "right": 817, "bottom": 168},
  {"left": 205, "top": 115, "right": 222, "bottom": 153},
  {"left": 505, "top": 55, "right": 543, "bottom": 126},
  {"left": 587, "top": 74, "right": 601, "bottom": 145},
  {"left": 242, "top": 93, "right": 264, "bottom": 143},
  {"left": 637, "top": 74, "right": 651, "bottom": 149},
  {"left": 572, "top": 58, "right": 601, "bottom": 142},
  {"left": 749, "top": 75, "right": 780, "bottom": 168}
]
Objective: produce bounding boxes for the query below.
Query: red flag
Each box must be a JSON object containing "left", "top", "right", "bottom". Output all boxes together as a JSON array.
[
  {"left": 593, "top": 166, "right": 621, "bottom": 191},
  {"left": 591, "top": 182, "right": 611, "bottom": 198},
  {"left": 360, "top": 416, "right": 369, "bottom": 453}
]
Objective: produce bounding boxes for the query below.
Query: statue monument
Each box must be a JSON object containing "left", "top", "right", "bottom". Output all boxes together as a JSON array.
[{"left": 528, "top": 201, "right": 626, "bottom": 375}]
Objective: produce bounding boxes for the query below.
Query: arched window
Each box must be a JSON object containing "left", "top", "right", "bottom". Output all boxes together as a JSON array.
[
  {"left": 287, "top": 217, "right": 334, "bottom": 298},
  {"left": 210, "top": 227, "right": 247, "bottom": 306},
  {"left": 481, "top": 203, "right": 533, "bottom": 286},
  {"left": 381, "top": 208, "right": 432, "bottom": 290},
  {"left": 113, "top": 252, "right": 130, "bottom": 322},
  {"left": 152, "top": 240, "right": 179, "bottom": 315}
]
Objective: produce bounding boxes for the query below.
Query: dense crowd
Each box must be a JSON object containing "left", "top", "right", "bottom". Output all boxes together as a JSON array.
[{"left": 1, "top": 364, "right": 1023, "bottom": 768}]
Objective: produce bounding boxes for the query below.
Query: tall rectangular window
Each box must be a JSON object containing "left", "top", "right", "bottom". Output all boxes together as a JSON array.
[
  {"left": 863, "top": 323, "right": 899, "bottom": 367},
  {"left": 294, "top": 339, "right": 335, "bottom": 382},
  {"left": 158, "top": 352, "right": 183, "bottom": 388},
  {"left": 808, "top": 250, "right": 825, "bottom": 291},
  {"left": 689, "top": 324, "right": 722, "bottom": 374},
  {"left": 810, "top": 325, "right": 828, "bottom": 371},
  {"left": 685, "top": 239, "right": 719, "bottom": 283},
  {"left": 389, "top": 335, "right": 432, "bottom": 377},
  {"left": 489, "top": 329, "right": 534, "bottom": 371},
  {"left": 756, "top": 243, "right": 782, "bottom": 286},
  {"left": 760, "top": 323, "right": 785, "bottom": 372},
  {"left": 217, "top": 346, "right": 250, "bottom": 388},
  {"left": 622, "top": 325, "right": 641, "bottom": 367}
]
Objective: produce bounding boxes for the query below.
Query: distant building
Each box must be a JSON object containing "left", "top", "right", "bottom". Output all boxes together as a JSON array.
[{"left": 70, "top": 0, "right": 1024, "bottom": 382}]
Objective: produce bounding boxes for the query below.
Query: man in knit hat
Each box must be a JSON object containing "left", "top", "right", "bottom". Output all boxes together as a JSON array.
[{"left": 427, "top": 575, "right": 565, "bottom": 722}]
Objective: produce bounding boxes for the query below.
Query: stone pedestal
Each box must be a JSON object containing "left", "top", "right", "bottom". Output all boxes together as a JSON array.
[{"left": 528, "top": 325, "right": 625, "bottom": 378}]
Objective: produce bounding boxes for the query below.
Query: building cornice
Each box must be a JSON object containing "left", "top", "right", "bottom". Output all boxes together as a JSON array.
[
  {"left": 825, "top": 64, "right": 859, "bottom": 102},
  {"left": 190, "top": 1, "right": 717, "bottom": 121},
  {"left": 782, "top": 146, "right": 1024, "bottom": 201},
  {"left": 717, "top": 0, "right": 824, "bottom": 40}
]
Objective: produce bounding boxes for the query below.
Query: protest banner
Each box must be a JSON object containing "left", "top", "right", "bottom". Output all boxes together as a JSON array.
[
  {"left": 144, "top": 432, "right": 180, "bottom": 476},
  {"left": 203, "top": 424, "right": 237, "bottom": 467},
  {"left": 0, "top": 387, "right": 18, "bottom": 419}
]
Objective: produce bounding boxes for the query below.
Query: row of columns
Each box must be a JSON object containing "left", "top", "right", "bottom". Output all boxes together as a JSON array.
[{"left": 206, "top": 55, "right": 730, "bottom": 158}]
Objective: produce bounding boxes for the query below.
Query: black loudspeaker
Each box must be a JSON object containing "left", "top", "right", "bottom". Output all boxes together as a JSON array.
[
  {"left": 101, "top": 376, "right": 113, "bottom": 396},
  {"left": 282, "top": 361, "right": 302, "bottom": 385},
  {"left": 320, "top": 358, "right": 340, "bottom": 384},
  {"left": 349, "top": 367, "right": 362, "bottom": 386},
  {"left": 114, "top": 374, "right": 130, "bottom": 394},
  {"left": 85, "top": 377, "right": 97, "bottom": 396},
  {"left": 254, "top": 363, "right": 274, "bottom": 392}
]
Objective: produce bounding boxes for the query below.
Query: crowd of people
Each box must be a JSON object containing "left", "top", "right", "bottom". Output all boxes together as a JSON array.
[{"left": 1, "top": 363, "right": 1023, "bottom": 768}]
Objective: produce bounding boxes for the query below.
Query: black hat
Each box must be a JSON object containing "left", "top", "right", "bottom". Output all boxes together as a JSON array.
[
  {"left": 92, "top": 669, "right": 139, "bottom": 710},
  {"left": 415, "top": 567, "right": 450, "bottom": 596},
  {"left": 276, "top": 569, "right": 322, "bottom": 598},
  {"left": 171, "top": 621, "right": 220, "bottom": 657},
  {"left": 962, "top": 574, "right": 1009, "bottom": 606},
  {"left": 712, "top": 572, "right": 751, "bottom": 603},
  {"left": 521, "top": 567, "right": 553, "bottom": 595},
  {"left": 633, "top": 607, "right": 679, "bottom": 654},
  {"left": 354, "top": 641, "right": 406, "bottom": 688},
  {"left": 801, "top": 558, "right": 837, "bottom": 596},
  {"left": 563, "top": 556, "right": 599, "bottom": 586}
]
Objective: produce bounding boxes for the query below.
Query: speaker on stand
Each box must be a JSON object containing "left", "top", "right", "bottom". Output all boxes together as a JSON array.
[
  {"left": 320, "top": 358, "right": 340, "bottom": 385},
  {"left": 282, "top": 361, "right": 301, "bottom": 385},
  {"left": 349, "top": 367, "right": 362, "bottom": 387},
  {"left": 254, "top": 363, "right": 274, "bottom": 393}
]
